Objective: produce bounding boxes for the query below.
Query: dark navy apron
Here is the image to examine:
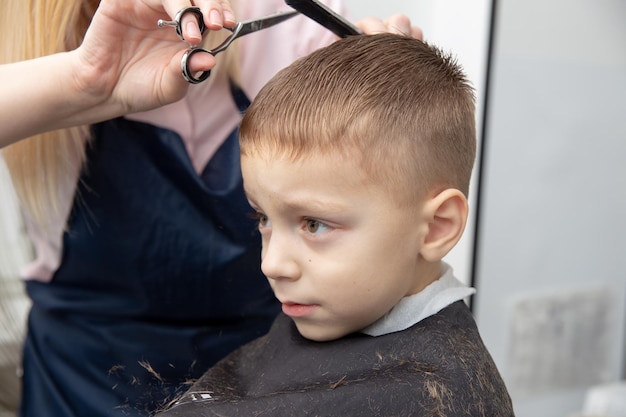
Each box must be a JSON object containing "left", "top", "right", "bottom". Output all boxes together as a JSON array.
[{"left": 20, "top": 89, "right": 280, "bottom": 417}]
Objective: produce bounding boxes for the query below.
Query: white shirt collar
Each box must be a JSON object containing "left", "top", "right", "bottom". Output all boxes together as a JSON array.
[{"left": 361, "top": 262, "right": 476, "bottom": 337}]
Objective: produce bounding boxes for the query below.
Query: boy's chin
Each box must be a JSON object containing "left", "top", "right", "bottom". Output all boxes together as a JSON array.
[{"left": 293, "top": 319, "right": 354, "bottom": 342}]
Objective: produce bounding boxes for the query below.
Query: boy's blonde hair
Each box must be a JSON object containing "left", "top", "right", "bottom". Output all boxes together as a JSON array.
[
  {"left": 0, "top": 0, "right": 240, "bottom": 231},
  {"left": 240, "top": 34, "right": 476, "bottom": 205}
]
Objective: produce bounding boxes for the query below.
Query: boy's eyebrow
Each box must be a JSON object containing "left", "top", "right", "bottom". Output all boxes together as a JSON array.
[
  {"left": 244, "top": 188, "right": 350, "bottom": 214},
  {"left": 275, "top": 195, "right": 351, "bottom": 214},
  {"left": 272, "top": 192, "right": 358, "bottom": 217}
]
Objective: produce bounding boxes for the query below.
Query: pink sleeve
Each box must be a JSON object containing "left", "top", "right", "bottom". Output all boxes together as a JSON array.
[
  {"left": 239, "top": 0, "right": 348, "bottom": 100},
  {"left": 19, "top": 146, "right": 83, "bottom": 282}
]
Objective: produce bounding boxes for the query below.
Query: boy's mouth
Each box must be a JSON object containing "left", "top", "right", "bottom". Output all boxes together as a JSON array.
[{"left": 282, "top": 302, "right": 318, "bottom": 318}]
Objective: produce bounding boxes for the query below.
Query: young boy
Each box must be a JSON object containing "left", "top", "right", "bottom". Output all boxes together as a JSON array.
[{"left": 157, "top": 34, "right": 514, "bottom": 416}]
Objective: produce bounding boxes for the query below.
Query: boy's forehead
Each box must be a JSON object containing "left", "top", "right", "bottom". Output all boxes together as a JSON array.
[
  {"left": 240, "top": 149, "right": 418, "bottom": 207},
  {"left": 241, "top": 150, "right": 368, "bottom": 188}
]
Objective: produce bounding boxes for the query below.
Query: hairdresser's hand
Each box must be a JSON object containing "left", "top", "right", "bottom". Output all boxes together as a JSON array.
[
  {"left": 357, "top": 14, "right": 423, "bottom": 40},
  {"left": 74, "top": 0, "right": 236, "bottom": 115},
  {"left": 1, "top": 0, "right": 236, "bottom": 147}
]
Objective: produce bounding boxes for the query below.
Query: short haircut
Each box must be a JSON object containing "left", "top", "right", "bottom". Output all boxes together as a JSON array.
[{"left": 240, "top": 33, "right": 476, "bottom": 204}]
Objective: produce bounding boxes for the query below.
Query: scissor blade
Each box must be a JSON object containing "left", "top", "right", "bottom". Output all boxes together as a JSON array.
[
  {"left": 236, "top": 10, "right": 300, "bottom": 38},
  {"left": 285, "top": 0, "right": 362, "bottom": 38}
]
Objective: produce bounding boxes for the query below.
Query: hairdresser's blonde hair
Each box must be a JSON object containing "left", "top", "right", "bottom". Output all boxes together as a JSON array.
[
  {"left": 0, "top": 0, "right": 240, "bottom": 231},
  {"left": 240, "top": 34, "right": 476, "bottom": 205},
  {"left": 0, "top": 0, "right": 98, "bottom": 232}
]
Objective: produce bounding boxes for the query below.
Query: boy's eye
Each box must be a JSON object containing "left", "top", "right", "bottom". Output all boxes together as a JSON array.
[
  {"left": 250, "top": 211, "right": 270, "bottom": 228},
  {"left": 305, "top": 219, "right": 328, "bottom": 234}
]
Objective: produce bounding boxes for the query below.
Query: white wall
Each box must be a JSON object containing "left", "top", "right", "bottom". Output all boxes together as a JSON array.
[
  {"left": 342, "top": 0, "right": 492, "bottom": 287},
  {"left": 475, "top": 0, "right": 626, "bottom": 415},
  {"left": 0, "top": 156, "right": 32, "bottom": 413}
]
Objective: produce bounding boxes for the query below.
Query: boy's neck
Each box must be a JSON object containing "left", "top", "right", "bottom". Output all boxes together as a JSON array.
[{"left": 411, "top": 259, "right": 443, "bottom": 296}]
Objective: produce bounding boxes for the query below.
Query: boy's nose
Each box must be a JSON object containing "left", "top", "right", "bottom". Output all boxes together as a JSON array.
[{"left": 260, "top": 233, "right": 301, "bottom": 282}]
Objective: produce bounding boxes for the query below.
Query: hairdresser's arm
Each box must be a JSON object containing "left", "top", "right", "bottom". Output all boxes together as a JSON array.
[{"left": 0, "top": 0, "right": 234, "bottom": 149}]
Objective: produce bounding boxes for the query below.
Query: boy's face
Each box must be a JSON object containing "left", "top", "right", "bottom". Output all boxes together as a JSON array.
[{"left": 241, "top": 151, "right": 435, "bottom": 342}]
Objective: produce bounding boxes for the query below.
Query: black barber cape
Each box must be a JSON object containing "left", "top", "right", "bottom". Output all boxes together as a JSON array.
[{"left": 157, "top": 301, "right": 515, "bottom": 416}]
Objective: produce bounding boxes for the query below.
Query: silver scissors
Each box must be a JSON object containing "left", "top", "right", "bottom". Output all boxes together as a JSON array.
[{"left": 159, "top": 8, "right": 300, "bottom": 84}]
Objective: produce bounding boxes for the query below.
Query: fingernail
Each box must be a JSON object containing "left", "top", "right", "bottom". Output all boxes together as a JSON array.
[
  {"left": 186, "top": 21, "right": 201, "bottom": 41},
  {"left": 223, "top": 10, "right": 236, "bottom": 25},
  {"left": 210, "top": 10, "right": 223, "bottom": 28}
]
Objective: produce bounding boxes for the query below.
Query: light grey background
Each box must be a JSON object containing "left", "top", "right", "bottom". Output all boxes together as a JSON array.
[{"left": 474, "top": 0, "right": 626, "bottom": 415}]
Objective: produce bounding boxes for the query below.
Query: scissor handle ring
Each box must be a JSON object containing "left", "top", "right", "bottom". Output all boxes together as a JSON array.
[
  {"left": 181, "top": 48, "right": 213, "bottom": 84},
  {"left": 158, "top": 7, "right": 206, "bottom": 41},
  {"left": 175, "top": 7, "right": 206, "bottom": 40}
]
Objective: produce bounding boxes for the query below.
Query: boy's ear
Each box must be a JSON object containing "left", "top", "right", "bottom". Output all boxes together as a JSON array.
[{"left": 419, "top": 188, "right": 469, "bottom": 263}]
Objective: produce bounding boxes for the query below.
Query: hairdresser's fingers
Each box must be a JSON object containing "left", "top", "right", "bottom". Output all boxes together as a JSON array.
[
  {"left": 384, "top": 14, "right": 411, "bottom": 35},
  {"left": 384, "top": 14, "right": 423, "bottom": 40},
  {"left": 158, "top": 0, "right": 202, "bottom": 44},
  {"left": 356, "top": 15, "right": 423, "bottom": 40},
  {"left": 160, "top": 0, "right": 235, "bottom": 43},
  {"left": 411, "top": 26, "right": 424, "bottom": 40},
  {"left": 355, "top": 17, "right": 387, "bottom": 35},
  {"left": 183, "top": 49, "right": 217, "bottom": 76},
  {"left": 195, "top": 0, "right": 236, "bottom": 30}
]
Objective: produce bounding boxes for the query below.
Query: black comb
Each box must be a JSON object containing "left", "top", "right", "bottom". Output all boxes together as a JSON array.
[{"left": 285, "top": 0, "right": 363, "bottom": 38}]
